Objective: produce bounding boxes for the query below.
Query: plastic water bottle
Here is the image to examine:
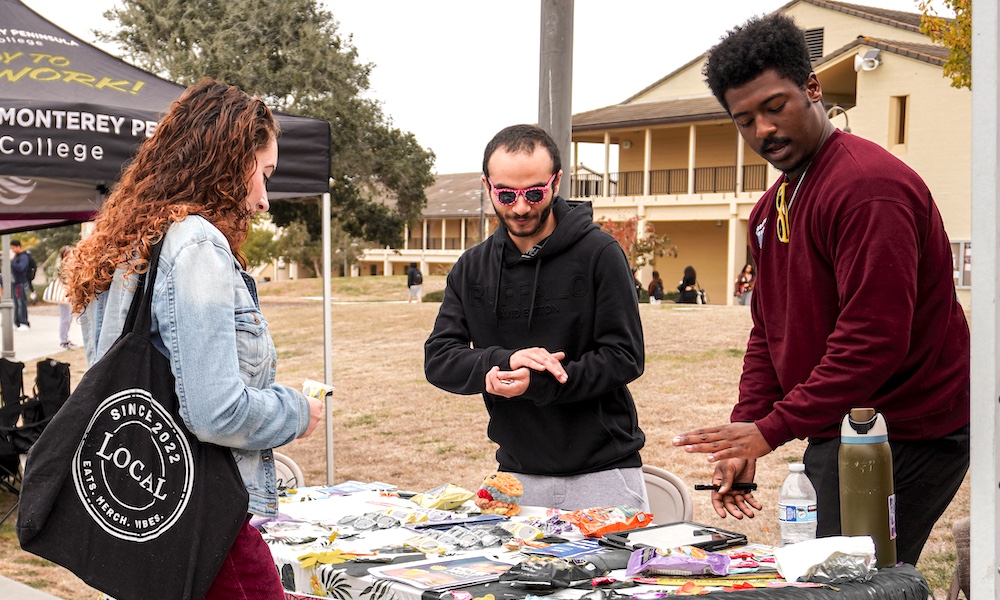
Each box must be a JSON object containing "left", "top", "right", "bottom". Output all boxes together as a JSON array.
[
  {"left": 839, "top": 408, "right": 896, "bottom": 568},
  {"left": 778, "top": 462, "right": 817, "bottom": 546}
]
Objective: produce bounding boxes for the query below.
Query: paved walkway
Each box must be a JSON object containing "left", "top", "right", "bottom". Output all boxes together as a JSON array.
[
  {"left": 0, "top": 575, "right": 64, "bottom": 599},
  {"left": 0, "top": 310, "right": 83, "bottom": 363}
]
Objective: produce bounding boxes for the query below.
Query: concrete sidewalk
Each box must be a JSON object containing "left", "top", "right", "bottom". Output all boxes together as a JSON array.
[
  {"left": 1, "top": 310, "right": 83, "bottom": 363},
  {"left": 0, "top": 575, "right": 64, "bottom": 599}
]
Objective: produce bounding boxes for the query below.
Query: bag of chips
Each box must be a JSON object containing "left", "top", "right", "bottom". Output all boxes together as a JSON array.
[
  {"left": 410, "top": 483, "right": 474, "bottom": 510},
  {"left": 562, "top": 505, "right": 653, "bottom": 538},
  {"left": 626, "top": 545, "right": 730, "bottom": 577}
]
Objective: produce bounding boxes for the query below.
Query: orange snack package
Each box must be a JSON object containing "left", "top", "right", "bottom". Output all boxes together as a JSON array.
[{"left": 562, "top": 505, "right": 653, "bottom": 538}]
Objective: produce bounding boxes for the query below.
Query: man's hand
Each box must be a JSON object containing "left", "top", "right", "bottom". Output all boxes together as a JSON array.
[
  {"left": 484, "top": 348, "right": 567, "bottom": 398},
  {"left": 706, "top": 458, "right": 762, "bottom": 519},
  {"left": 485, "top": 365, "right": 530, "bottom": 397},
  {"left": 672, "top": 422, "right": 772, "bottom": 462},
  {"left": 509, "top": 348, "right": 567, "bottom": 383}
]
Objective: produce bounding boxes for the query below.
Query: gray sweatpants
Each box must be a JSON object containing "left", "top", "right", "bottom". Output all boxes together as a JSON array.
[{"left": 510, "top": 467, "right": 649, "bottom": 512}]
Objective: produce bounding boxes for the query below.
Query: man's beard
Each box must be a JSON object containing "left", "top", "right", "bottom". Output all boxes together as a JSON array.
[{"left": 500, "top": 202, "right": 553, "bottom": 239}]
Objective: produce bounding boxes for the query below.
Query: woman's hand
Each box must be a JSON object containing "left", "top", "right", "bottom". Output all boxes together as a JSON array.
[{"left": 300, "top": 397, "right": 323, "bottom": 438}]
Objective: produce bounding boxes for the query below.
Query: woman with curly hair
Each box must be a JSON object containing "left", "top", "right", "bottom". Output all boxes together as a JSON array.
[{"left": 63, "top": 78, "right": 322, "bottom": 598}]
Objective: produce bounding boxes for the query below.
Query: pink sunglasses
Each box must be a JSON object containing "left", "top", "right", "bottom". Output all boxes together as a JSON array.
[{"left": 487, "top": 173, "right": 556, "bottom": 205}]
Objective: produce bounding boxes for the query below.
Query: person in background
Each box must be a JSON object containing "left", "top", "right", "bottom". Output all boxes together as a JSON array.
[
  {"left": 676, "top": 265, "right": 698, "bottom": 304},
  {"left": 734, "top": 263, "right": 754, "bottom": 306},
  {"left": 647, "top": 270, "right": 665, "bottom": 304},
  {"left": 63, "top": 78, "right": 324, "bottom": 596},
  {"left": 56, "top": 245, "right": 78, "bottom": 350},
  {"left": 407, "top": 262, "right": 423, "bottom": 303},
  {"left": 425, "top": 124, "right": 648, "bottom": 511},
  {"left": 672, "top": 14, "right": 969, "bottom": 566},
  {"left": 10, "top": 240, "right": 33, "bottom": 331}
]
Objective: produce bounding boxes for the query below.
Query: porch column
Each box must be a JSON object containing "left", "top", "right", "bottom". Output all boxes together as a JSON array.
[
  {"left": 460, "top": 219, "right": 467, "bottom": 251},
  {"left": 687, "top": 124, "right": 697, "bottom": 195},
  {"left": 727, "top": 201, "right": 739, "bottom": 306},
  {"left": 736, "top": 132, "right": 745, "bottom": 194},
  {"left": 637, "top": 201, "right": 648, "bottom": 241},
  {"left": 643, "top": 128, "right": 652, "bottom": 196},
  {"left": 382, "top": 252, "right": 391, "bottom": 276},
  {"left": 603, "top": 131, "right": 610, "bottom": 198},
  {"left": 573, "top": 140, "right": 579, "bottom": 197},
  {"left": 441, "top": 219, "right": 447, "bottom": 250},
  {"left": 404, "top": 223, "right": 410, "bottom": 250},
  {"left": 422, "top": 220, "right": 428, "bottom": 251}
]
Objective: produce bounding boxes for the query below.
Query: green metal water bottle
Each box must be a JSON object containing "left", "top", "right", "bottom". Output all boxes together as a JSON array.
[{"left": 839, "top": 407, "right": 897, "bottom": 567}]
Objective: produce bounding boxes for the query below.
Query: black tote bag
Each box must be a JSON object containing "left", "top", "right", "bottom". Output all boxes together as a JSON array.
[{"left": 17, "top": 240, "right": 249, "bottom": 600}]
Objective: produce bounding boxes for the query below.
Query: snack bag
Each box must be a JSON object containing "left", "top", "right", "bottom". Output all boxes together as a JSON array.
[
  {"left": 410, "top": 483, "right": 474, "bottom": 510},
  {"left": 562, "top": 505, "right": 653, "bottom": 538},
  {"left": 626, "top": 545, "right": 730, "bottom": 577}
]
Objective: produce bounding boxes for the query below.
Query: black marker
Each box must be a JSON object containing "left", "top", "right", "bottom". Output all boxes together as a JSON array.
[{"left": 694, "top": 483, "right": 758, "bottom": 491}]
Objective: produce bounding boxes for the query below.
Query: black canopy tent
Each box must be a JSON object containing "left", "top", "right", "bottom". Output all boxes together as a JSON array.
[
  {"left": 0, "top": 0, "right": 331, "bottom": 231},
  {"left": 0, "top": 2, "right": 338, "bottom": 482}
]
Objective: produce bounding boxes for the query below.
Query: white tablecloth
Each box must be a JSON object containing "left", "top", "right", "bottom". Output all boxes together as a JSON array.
[{"left": 270, "top": 492, "right": 560, "bottom": 599}]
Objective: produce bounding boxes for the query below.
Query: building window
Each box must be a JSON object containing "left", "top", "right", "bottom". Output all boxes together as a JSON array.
[
  {"left": 891, "top": 96, "right": 908, "bottom": 146},
  {"left": 804, "top": 28, "right": 824, "bottom": 62},
  {"left": 952, "top": 241, "right": 971, "bottom": 288}
]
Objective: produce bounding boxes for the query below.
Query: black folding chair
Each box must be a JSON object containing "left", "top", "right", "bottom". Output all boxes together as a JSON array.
[
  {"left": 0, "top": 401, "right": 29, "bottom": 525},
  {"left": 0, "top": 358, "right": 71, "bottom": 525},
  {"left": 0, "top": 357, "right": 26, "bottom": 408}
]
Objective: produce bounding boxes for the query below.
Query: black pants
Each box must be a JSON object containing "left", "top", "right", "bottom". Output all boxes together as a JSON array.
[{"left": 803, "top": 424, "right": 969, "bottom": 566}]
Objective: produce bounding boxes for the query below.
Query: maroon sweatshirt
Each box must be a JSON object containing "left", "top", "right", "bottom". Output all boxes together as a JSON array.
[{"left": 735, "top": 130, "right": 970, "bottom": 448}]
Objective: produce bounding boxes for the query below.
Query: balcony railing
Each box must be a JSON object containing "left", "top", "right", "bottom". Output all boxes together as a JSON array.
[
  {"left": 742, "top": 164, "right": 768, "bottom": 191},
  {"left": 405, "top": 237, "right": 480, "bottom": 251},
  {"left": 571, "top": 164, "right": 768, "bottom": 198}
]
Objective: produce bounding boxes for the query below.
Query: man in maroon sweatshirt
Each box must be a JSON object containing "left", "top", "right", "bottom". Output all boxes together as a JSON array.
[{"left": 672, "top": 13, "right": 969, "bottom": 566}]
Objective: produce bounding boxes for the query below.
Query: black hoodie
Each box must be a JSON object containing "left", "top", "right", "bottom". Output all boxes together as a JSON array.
[{"left": 424, "top": 197, "right": 645, "bottom": 476}]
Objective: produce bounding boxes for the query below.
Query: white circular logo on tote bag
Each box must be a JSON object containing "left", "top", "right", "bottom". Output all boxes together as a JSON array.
[{"left": 72, "top": 389, "right": 195, "bottom": 541}]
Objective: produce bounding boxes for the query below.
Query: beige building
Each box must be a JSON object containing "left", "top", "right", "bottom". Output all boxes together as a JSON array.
[
  {"left": 572, "top": 0, "right": 970, "bottom": 305},
  {"left": 357, "top": 172, "right": 495, "bottom": 277},
  {"left": 359, "top": 0, "right": 969, "bottom": 306}
]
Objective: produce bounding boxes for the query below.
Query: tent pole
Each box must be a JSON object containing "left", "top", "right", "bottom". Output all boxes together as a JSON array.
[
  {"left": 322, "top": 190, "right": 334, "bottom": 485},
  {"left": 0, "top": 235, "right": 12, "bottom": 359}
]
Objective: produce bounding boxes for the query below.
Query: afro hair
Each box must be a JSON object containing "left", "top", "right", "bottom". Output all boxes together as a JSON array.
[{"left": 704, "top": 13, "right": 813, "bottom": 113}]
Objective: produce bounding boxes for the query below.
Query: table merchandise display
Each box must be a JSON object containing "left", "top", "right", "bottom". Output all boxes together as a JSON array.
[{"left": 264, "top": 481, "right": 930, "bottom": 600}]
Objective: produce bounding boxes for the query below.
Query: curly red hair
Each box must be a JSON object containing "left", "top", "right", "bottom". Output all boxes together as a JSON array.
[{"left": 64, "top": 78, "right": 279, "bottom": 313}]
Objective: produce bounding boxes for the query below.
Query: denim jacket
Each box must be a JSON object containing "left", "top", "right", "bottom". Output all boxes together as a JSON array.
[{"left": 79, "top": 215, "right": 311, "bottom": 516}]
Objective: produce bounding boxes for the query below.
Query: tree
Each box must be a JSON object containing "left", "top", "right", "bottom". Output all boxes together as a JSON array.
[
  {"left": 918, "top": 0, "right": 971, "bottom": 89},
  {"left": 598, "top": 216, "right": 677, "bottom": 270},
  {"left": 98, "top": 0, "right": 436, "bottom": 259},
  {"left": 242, "top": 221, "right": 280, "bottom": 270},
  {"left": 275, "top": 221, "right": 322, "bottom": 276},
  {"left": 21, "top": 224, "right": 81, "bottom": 279}
]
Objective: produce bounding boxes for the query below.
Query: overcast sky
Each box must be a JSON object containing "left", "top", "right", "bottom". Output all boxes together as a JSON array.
[{"left": 22, "top": 0, "right": 936, "bottom": 174}]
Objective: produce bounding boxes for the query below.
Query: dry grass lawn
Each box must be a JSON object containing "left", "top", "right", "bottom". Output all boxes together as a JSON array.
[{"left": 0, "top": 275, "right": 968, "bottom": 598}]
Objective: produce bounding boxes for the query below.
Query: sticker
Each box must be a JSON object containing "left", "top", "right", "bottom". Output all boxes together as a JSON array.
[{"left": 888, "top": 493, "right": 897, "bottom": 540}]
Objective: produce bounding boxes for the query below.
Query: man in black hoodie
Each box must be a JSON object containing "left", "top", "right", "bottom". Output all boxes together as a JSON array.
[{"left": 425, "top": 124, "right": 648, "bottom": 511}]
